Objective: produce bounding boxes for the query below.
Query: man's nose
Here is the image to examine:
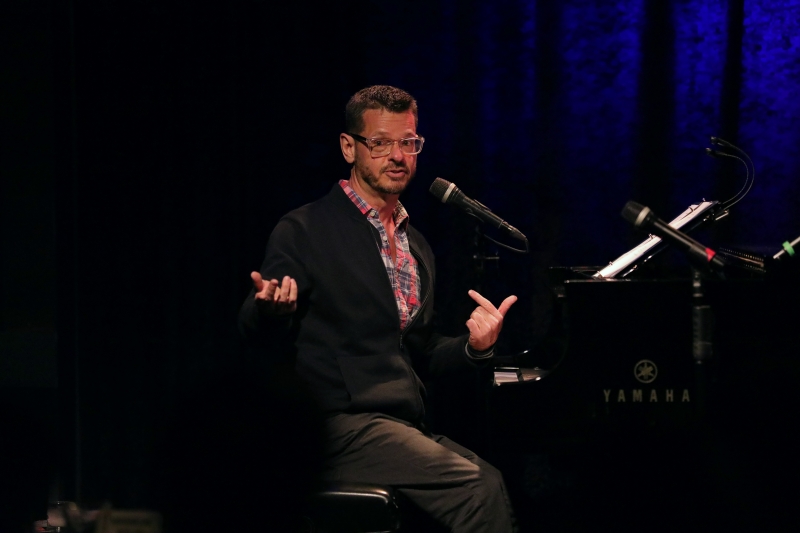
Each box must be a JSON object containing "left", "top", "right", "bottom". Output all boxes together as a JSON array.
[{"left": 388, "top": 141, "right": 405, "bottom": 161}]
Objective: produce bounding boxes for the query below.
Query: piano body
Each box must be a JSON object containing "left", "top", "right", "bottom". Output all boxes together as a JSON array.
[{"left": 486, "top": 204, "right": 800, "bottom": 530}]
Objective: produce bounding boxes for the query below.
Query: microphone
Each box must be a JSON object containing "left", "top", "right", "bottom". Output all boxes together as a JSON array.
[
  {"left": 621, "top": 201, "right": 725, "bottom": 272},
  {"left": 705, "top": 147, "right": 726, "bottom": 158},
  {"left": 429, "top": 178, "right": 527, "bottom": 241}
]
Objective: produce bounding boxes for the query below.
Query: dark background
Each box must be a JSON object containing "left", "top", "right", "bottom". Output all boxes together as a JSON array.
[{"left": 3, "top": 0, "right": 800, "bottom": 531}]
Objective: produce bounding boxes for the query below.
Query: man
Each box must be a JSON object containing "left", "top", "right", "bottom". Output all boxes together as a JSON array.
[{"left": 239, "top": 85, "right": 517, "bottom": 532}]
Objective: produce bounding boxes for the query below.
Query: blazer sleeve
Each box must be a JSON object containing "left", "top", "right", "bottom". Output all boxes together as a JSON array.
[{"left": 238, "top": 215, "right": 311, "bottom": 349}]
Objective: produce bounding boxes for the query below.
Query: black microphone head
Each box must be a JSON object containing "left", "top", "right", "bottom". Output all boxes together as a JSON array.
[
  {"left": 710, "top": 136, "right": 733, "bottom": 148},
  {"left": 429, "top": 177, "right": 458, "bottom": 204},
  {"left": 621, "top": 201, "right": 653, "bottom": 229}
]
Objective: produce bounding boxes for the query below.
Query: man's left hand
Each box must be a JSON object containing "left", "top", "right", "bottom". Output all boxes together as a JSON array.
[{"left": 466, "top": 290, "right": 517, "bottom": 352}]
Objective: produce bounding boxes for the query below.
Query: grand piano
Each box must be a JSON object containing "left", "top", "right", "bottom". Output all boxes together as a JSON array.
[{"left": 484, "top": 200, "right": 800, "bottom": 531}]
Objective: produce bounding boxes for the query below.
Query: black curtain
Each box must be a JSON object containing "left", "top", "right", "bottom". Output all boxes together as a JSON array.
[{"left": 4, "top": 0, "right": 800, "bottom": 529}]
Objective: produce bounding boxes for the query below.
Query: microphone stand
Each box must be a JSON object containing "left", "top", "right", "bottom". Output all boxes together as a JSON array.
[
  {"left": 691, "top": 264, "right": 726, "bottom": 510},
  {"left": 471, "top": 222, "right": 500, "bottom": 454},
  {"left": 472, "top": 223, "right": 499, "bottom": 295},
  {"left": 691, "top": 267, "right": 714, "bottom": 425}
]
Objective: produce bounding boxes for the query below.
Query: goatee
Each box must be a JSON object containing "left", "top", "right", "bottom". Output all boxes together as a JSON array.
[{"left": 355, "top": 158, "right": 415, "bottom": 195}]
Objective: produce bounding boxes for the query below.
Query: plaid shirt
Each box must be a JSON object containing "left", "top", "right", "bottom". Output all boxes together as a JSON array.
[{"left": 340, "top": 179, "right": 421, "bottom": 330}]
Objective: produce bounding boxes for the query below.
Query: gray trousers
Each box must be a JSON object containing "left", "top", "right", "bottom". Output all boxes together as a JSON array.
[{"left": 321, "top": 413, "right": 516, "bottom": 533}]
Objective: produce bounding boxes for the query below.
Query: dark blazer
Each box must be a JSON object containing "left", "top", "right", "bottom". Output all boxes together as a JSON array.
[{"left": 239, "top": 183, "right": 479, "bottom": 424}]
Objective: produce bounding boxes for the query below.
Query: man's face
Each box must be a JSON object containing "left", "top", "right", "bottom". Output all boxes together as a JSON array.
[{"left": 351, "top": 109, "right": 418, "bottom": 196}]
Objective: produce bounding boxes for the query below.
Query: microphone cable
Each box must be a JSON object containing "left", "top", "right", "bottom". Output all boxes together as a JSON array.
[{"left": 706, "top": 136, "right": 755, "bottom": 211}]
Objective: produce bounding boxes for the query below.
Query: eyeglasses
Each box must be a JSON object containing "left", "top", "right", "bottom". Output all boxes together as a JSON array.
[{"left": 348, "top": 133, "right": 425, "bottom": 157}]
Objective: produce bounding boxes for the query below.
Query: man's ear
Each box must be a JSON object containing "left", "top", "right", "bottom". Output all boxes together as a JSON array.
[{"left": 340, "top": 133, "right": 356, "bottom": 164}]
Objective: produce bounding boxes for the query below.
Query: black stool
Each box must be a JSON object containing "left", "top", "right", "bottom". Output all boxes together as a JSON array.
[{"left": 303, "top": 482, "right": 400, "bottom": 533}]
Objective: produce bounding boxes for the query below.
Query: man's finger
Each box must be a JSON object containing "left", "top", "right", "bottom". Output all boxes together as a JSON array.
[
  {"left": 250, "top": 271, "right": 264, "bottom": 291},
  {"left": 266, "top": 279, "right": 280, "bottom": 297},
  {"left": 280, "top": 276, "right": 292, "bottom": 302},
  {"left": 468, "top": 289, "right": 503, "bottom": 318},
  {"left": 257, "top": 279, "right": 279, "bottom": 301},
  {"left": 288, "top": 278, "right": 298, "bottom": 303},
  {"left": 497, "top": 295, "right": 518, "bottom": 317},
  {"left": 472, "top": 306, "right": 498, "bottom": 323},
  {"left": 471, "top": 308, "right": 493, "bottom": 330}
]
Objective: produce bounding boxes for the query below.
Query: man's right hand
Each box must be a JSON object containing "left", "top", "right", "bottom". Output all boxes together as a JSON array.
[{"left": 251, "top": 272, "right": 298, "bottom": 315}]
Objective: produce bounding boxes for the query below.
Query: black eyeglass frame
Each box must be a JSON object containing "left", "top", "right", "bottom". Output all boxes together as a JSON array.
[{"left": 347, "top": 132, "right": 425, "bottom": 157}]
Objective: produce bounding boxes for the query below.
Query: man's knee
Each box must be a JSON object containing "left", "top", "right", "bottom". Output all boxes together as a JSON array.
[
  {"left": 470, "top": 462, "right": 506, "bottom": 499},
  {"left": 470, "top": 457, "right": 503, "bottom": 486}
]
